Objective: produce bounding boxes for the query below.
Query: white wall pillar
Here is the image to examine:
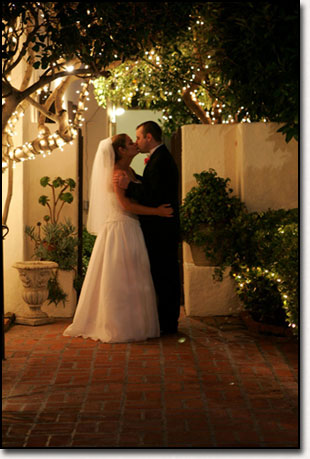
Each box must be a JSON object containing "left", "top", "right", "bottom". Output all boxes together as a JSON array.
[{"left": 181, "top": 123, "right": 298, "bottom": 317}]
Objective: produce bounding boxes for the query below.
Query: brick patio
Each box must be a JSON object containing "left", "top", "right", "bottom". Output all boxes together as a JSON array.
[{"left": 2, "top": 307, "right": 299, "bottom": 448}]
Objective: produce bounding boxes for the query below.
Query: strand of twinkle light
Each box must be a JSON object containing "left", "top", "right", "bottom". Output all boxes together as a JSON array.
[
  {"left": 144, "top": 40, "right": 222, "bottom": 116},
  {"left": 2, "top": 104, "right": 27, "bottom": 169},
  {"left": 99, "top": 45, "right": 265, "bottom": 128},
  {"left": 72, "top": 80, "right": 90, "bottom": 129},
  {"left": 128, "top": 52, "right": 212, "bottom": 108},
  {"left": 33, "top": 80, "right": 90, "bottom": 150},
  {"left": 2, "top": 67, "right": 78, "bottom": 168},
  {"left": 233, "top": 266, "right": 296, "bottom": 329},
  {"left": 3, "top": 81, "right": 90, "bottom": 170},
  {"left": 3, "top": 84, "right": 51, "bottom": 165},
  {"left": 144, "top": 45, "right": 262, "bottom": 126}
]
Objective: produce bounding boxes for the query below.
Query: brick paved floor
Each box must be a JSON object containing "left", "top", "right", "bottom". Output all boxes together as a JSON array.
[{"left": 2, "top": 308, "right": 299, "bottom": 449}]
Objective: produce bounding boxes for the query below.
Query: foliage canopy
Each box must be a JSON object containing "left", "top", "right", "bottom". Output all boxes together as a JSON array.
[{"left": 93, "top": 2, "right": 299, "bottom": 140}]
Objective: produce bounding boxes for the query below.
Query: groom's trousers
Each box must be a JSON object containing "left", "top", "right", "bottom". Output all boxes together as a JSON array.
[{"left": 141, "top": 220, "right": 181, "bottom": 333}]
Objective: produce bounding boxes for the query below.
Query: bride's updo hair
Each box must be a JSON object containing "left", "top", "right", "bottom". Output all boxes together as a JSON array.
[{"left": 112, "top": 134, "right": 127, "bottom": 163}]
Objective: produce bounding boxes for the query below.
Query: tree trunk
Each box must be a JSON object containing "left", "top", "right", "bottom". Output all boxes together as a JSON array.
[
  {"left": 182, "top": 70, "right": 212, "bottom": 125},
  {"left": 2, "top": 95, "right": 19, "bottom": 134},
  {"left": 2, "top": 159, "right": 13, "bottom": 226}
]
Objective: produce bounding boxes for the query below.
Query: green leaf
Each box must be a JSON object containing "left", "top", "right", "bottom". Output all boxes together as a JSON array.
[
  {"left": 40, "top": 176, "right": 50, "bottom": 187},
  {"left": 60, "top": 192, "right": 73, "bottom": 204},
  {"left": 66, "top": 178, "right": 76, "bottom": 190},
  {"left": 47, "top": 274, "right": 67, "bottom": 307},
  {"left": 52, "top": 177, "right": 65, "bottom": 188},
  {"left": 39, "top": 195, "right": 49, "bottom": 206}
]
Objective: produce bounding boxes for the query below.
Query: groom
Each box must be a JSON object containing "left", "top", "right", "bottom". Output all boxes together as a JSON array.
[{"left": 119, "top": 121, "right": 181, "bottom": 335}]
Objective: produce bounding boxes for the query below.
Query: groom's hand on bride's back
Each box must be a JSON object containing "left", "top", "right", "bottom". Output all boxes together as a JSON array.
[
  {"left": 157, "top": 204, "right": 174, "bottom": 218},
  {"left": 113, "top": 171, "right": 130, "bottom": 189}
]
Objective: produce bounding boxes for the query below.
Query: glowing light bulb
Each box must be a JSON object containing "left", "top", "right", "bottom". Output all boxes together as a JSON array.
[{"left": 115, "top": 108, "right": 125, "bottom": 116}]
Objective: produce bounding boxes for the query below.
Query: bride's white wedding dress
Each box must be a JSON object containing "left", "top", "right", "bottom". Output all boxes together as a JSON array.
[{"left": 63, "top": 138, "right": 160, "bottom": 343}]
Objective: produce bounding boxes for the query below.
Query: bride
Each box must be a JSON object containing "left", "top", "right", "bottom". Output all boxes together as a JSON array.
[{"left": 63, "top": 134, "right": 173, "bottom": 343}]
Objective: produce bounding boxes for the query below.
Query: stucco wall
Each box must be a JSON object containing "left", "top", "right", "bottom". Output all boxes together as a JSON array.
[
  {"left": 181, "top": 123, "right": 298, "bottom": 316},
  {"left": 3, "top": 65, "right": 26, "bottom": 316},
  {"left": 23, "top": 135, "right": 78, "bottom": 260},
  {"left": 4, "top": 80, "right": 81, "bottom": 317},
  {"left": 182, "top": 124, "right": 239, "bottom": 199},
  {"left": 81, "top": 84, "right": 108, "bottom": 226},
  {"left": 2, "top": 161, "right": 25, "bottom": 316},
  {"left": 182, "top": 123, "right": 298, "bottom": 211},
  {"left": 238, "top": 123, "right": 298, "bottom": 211}
]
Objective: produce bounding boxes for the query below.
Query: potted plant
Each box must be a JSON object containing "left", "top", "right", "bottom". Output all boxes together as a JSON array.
[
  {"left": 13, "top": 260, "right": 58, "bottom": 325},
  {"left": 180, "top": 168, "right": 247, "bottom": 279},
  {"left": 25, "top": 176, "right": 79, "bottom": 313}
]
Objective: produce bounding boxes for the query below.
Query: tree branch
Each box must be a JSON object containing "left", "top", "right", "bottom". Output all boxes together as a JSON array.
[
  {"left": 2, "top": 77, "right": 91, "bottom": 171},
  {"left": 45, "top": 201, "right": 53, "bottom": 223},
  {"left": 49, "top": 183, "right": 57, "bottom": 224},
  {"left": 26, "top": 96, "right": 59, "bottom": 123},
  {"left": 182, "top": 70, "right": 211, "bottom": 124},
  {"left": 2, "top": 80, "right": 14, "bottom": 99},
  {"left": 19, "top": 16, "right": 36, "bottom": 92},
  {"left": 54, "top": 73, "right": 76, "bottom": 114},
  {"left": 4, "top": 9, "right": 39, "bottom": 76},
  {"left": 56, "top": 200, "right": 66, "bottom": 224},
  {"left": 2, "top": 159, "right": 13, "bottom": 226},
  {"left": 19, "top": 69, "right": 96, "bottom": 101},
  {"left": 182, "top": 89, "right": 211, "bottom": 124}
]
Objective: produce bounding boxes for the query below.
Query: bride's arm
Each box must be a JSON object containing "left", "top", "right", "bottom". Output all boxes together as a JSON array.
[{"left": 114, "top": 182, "right": 173, "bottom": 217}]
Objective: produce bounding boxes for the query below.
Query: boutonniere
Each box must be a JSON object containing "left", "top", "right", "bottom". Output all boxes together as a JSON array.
[{"left": 144, "top": 154, "right": 151, "bottom": 165}]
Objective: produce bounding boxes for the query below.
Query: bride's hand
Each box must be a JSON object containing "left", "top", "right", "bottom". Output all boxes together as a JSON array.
[
  {"left": 157, "top": 204, "right": 174, "bottom": 218},
  {"left": 113, "top": 170, "right": 130, "bottom": 189}
]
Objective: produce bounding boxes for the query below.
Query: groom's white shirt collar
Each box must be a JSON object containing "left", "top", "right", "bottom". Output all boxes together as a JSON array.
[{"left": 149, "top": 143, "right": 163, "bottom": 156}]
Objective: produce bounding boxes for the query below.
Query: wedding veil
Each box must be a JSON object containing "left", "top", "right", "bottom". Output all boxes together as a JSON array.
[{"left": 87, "top": 137, "right": 117, "bottom": 235}]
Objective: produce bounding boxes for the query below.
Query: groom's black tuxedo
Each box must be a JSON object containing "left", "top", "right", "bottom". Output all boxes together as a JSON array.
[{"left": 126, "top": 144, "right": 181, "bottom": 333}]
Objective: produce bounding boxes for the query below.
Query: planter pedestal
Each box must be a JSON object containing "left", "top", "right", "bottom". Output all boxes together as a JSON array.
[
  {"left": 183, "top": 243, "right": 242, "bottom": 316},
  {"left": 13, "top": 261, "right": 58, "bottom": 326}
]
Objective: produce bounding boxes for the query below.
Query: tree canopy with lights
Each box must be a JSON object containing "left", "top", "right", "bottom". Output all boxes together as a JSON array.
[
  {"left": 2, "top": 1, "right": 195, "bottom": 222},
  {"left": 2, "top": 2, "right": 298, "bottom": 223},
  {"left": 94, "top": 2, "right": 298, "bottom": 139}
]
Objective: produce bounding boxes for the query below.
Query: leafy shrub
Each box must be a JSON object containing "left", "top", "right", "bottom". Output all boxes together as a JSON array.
[
  {"left": 25, "top": 220, "right": 78, "bottom": 270},
  {"left": 232, "top": 209, "right": 298, "bottom": 334},
  {"left": 234, "top": 267, "right": 286, "bottom": 326},
  {"left": 73, "top": 227, "right": 97, "bottom": 294},
  {"left": 81, "top": 227, "right": 97, "bottom": 277},
  {"left": 180, "top": 169, "right": 246, "bottom": 278},
  {"left": 180, "top": 169, "right": 298, "bottom": 334}
]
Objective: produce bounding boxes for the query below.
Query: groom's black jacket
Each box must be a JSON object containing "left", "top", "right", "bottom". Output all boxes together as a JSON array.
[
  {"left": 126, "top": 144, "right": 180, "bottom": 235},
  {"left": 126, "top": 143, "right": 181, "bottom": 332}
]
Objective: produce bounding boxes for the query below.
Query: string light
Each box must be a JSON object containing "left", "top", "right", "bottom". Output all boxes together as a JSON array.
[
  {"left": 3, "top": 80, "right": 90, "bottom": 171},
  {"left": 233, "top": 260, "right": 296, "bottom": 331}
]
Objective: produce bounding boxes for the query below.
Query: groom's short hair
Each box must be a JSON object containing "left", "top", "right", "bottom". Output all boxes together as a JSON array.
[{"left": 137, "top": 121, "right": 162, "bottom": 142}]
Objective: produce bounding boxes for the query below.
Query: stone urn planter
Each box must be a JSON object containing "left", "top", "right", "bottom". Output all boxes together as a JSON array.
[{"left": 13, "top": 261, "right": 58, "bottom": 325}]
